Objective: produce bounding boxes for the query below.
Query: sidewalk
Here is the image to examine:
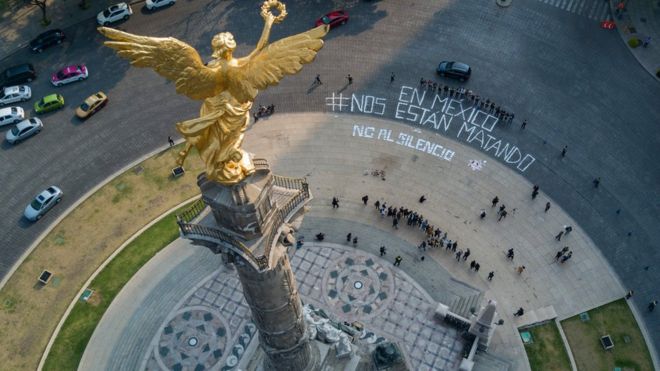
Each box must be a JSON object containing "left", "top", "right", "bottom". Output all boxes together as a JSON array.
[
  {"left": 0, "top": 0, "right": 131, "bottom": 60},
  {"left": 610, "top": 0, "right": 660, "bottom": 81}
]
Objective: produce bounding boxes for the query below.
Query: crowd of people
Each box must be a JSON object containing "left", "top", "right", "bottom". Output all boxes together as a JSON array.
[{"left": 419, "top": 78, "right": 516, "bottom": 124}]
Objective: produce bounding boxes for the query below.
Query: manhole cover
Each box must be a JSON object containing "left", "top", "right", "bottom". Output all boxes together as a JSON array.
[
  {"left": 187, "top": 337, "right": 198, "bottom": 347},
  {"left": 354, "top": 281, "right": 363, "bottom": 289}
]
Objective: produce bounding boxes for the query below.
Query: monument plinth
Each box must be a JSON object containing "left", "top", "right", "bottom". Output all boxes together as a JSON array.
[{"left": 177, "top": 158, "right": 315, "bottom": 370}]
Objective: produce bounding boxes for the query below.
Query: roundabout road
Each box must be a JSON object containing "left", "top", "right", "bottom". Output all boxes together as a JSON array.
[{"left": 0, "top": 0, "right": 658, "bottom": 357}]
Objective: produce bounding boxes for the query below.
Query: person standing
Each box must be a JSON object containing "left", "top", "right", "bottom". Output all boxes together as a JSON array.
[
  {"left": 555, "top": 231, "right": 564, "bottom": 241},
  {"left": 560, "top": 251, "right": 573, "bottom": 263},
  {"left": 419, "top": 195, "right": 426, "bottom": 203},
  {"left": 491, "top": 196, "right": 499, "bottom": 207},
  {"left": 374, "top": 200, "right": 380, "bottom": 210},
  {"left": 649, "top": 300, "right": 658, "bottom": 312},
  {"left": 315, "top": 74, "right": 322, "bottom": 85},
  {"left": 514, "top": 307, "right": 524, "bottom": 317},
  {"left": 561, "top": 145, "right": 567, "bottom": 157},
  {"left": 380, "top": 246, "right": 386, "bottom": 256},
  {"left": 332, "top": 197, "right": 339, "bottom": 208},
  {"left": 555, "top": 250, "right": 564, "bottom": 261},
  {"left": 487, "top": 271, "right": 495, "bottom": 281},
  {"left": 480, "top": 209, "right": 487, "bottom": 219},
  {"left": 346, "top": 233, "right": 352, "bottom": 242},
  {"left": 394, "top": 255, "right": 402, "bottom": 266},
  {"left": 168, "top": 136, "right": 175, "bottom": 147},
  {"left": 392, "top": 217, "right": 399, "bottom": 229},
  {"left": 625, "top": 290, "right": 634, "bottom": 300},
  {"left": 362, "top": 195, "right": 369, "bottom": 205},
  {"left": 390, "top": 73, "right": 395, "bottom": 83},
  {"left": 593, "top": 177, "right": 601, "bottom": 188},
  {"left": 474, "top": 263, "right": 480, "bottom": 272},
  {"left": 498, "top": 210, "right": 508, "bottom": 221},
  {"left": 470, "top": 260, "right": 476, "bottom": 270},
  {"left": 352, "top": 236, "right": 358, "bottom": 246},
  {"left": 347, "top": 74, "right": 353, "bottom": 85},
  {"left": 455, "top": 250, "right": 462, "bottom": 261},
  {"left": 463, "top": 248, "right": 471, "bottom": 261},
  {"left": 545, "top": 202, "right": 551, "bottom": 213},
  {"left": 521, "top": 120, "right": 527, "bottom": 129}
]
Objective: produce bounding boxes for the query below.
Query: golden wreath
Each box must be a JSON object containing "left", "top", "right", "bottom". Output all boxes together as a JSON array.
[{"left": 260, "top": 0, "right": 287, "bottom": 24}]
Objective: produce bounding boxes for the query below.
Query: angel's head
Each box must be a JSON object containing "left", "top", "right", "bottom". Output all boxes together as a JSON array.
[{"left": 212, "top": 32, "right": 236, "bottom": 60}]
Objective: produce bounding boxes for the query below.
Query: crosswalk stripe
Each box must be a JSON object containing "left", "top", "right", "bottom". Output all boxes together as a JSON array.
[
  {"left": 566, "top": 0, "right": 575, "bottom": 11},
  {"left": 535, "top": 0, "right": 611, "bottom": 22}
]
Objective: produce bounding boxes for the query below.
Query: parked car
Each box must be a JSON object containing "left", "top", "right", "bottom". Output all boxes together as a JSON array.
[
  {"left": 76, "top": 91, "right": 108, "bottom": 119},
  {"left": 1, "top": 63, "right": 36, "bottom": 87},
  {"left": 315, "top": 10, "right": 349, "bottom": 29},
  {"left": 5, "top": 117, "right": 42, "bottom": 144},
  {"left": 97, "top": 2, "right": 133, "bottom": 25},
  {"left": 0, "top": 85, "right": 31, "bottom": 105},
  {"left": 0, "top": 106, "right": 25, "bottom": 127},
  {"left": 436, "top": 61, "right": 471, "bottom": 81},
  {"left": 51, "top": 65, "right": 88, "bottom": 87},
  {"left": 145, "top": 0, "right": 175, "bottom": 10},
  {"left": 24, "top": 186, "right": 63, "bottom": 221},
  {"left": 34, "top": 94, "right": 65, "bottom": 114},
  {"left": 29, "top": 29, "right": 65, "bottom": 53}
]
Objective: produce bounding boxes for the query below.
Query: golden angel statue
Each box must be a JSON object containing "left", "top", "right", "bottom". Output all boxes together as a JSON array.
[{"left": 99, "top": 0, "right": 328, "bottom": 184}]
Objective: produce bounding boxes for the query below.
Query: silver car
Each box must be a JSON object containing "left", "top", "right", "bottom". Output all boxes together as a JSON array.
[
  {"left": 6, "top": 117, "right": 42, "bottom": 144},
  {"left": 0, "top": 85, "right": 31, "bottom": 106},
  {"left": 24, "top": 186, "right": 63, "bottom": 221}
]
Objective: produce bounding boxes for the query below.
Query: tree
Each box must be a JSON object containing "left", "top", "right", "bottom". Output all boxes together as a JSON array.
[{"left": 28, "top": 0, "right": 50, "bottom": 25}]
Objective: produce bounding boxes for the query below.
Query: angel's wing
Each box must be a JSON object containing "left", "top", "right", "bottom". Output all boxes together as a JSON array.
[
  {"left": 98, "top": 27, "right": 221, "bottom": 100},
  {"left": 228, "top": 25, "right": 329, "bottom": 103}
]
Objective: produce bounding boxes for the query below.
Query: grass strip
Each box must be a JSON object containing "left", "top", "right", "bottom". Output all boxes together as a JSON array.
[
  {"left": 561, "top": 299, "right": 654, "bottom": 371},
  {"left": 43, "top": 202, "right": 190, "bottom": 370},
  {"left": 523, "top": 321, "right": 572, "bottom": 371}
]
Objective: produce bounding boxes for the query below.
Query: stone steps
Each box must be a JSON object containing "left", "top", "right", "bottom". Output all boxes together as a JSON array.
[
  {"left": 472, "top": 350, "right": 512, "bottom": 371},
  {"left": 449, "top": 292, "right": 483, "bottom": 319}
]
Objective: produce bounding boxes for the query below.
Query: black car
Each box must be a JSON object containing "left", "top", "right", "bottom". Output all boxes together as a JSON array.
[
  {"left": 29, "top": 29, "right": 65, "bottom": 53},
  {"left": 437, "top": 61, "right": 471, "bottom": 81},
  {"left": 1, "top": 63, "right": 36, "bottom": 87}
]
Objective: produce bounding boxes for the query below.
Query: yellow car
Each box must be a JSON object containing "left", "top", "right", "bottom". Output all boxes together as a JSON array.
[{"left": 75, "top": 91, "right": 108, "bottom": 119}]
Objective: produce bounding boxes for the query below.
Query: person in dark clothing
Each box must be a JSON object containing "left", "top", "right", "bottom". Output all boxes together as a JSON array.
[
  {"left": 514, "top": 307, "right": 524, "bottom": 317},
  {"left": 380, "top": 246, "right": 386, "bottom": 256},
  {"left": 491, "top": 196, "right": 499, "bottom": 207},
  {"left": 362, "top": 195, "right": 369, "bottom": 205}
]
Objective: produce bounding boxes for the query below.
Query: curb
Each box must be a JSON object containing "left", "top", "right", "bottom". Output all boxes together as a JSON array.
[
  {"left": 36, "top": 193, "right": 198, "bottom": 371},
  {"left": 0, "top": 138, "right": 184, "bottom": 291},
  {"left": 608, "top": 0, "right": 660, "bottom": 82}
]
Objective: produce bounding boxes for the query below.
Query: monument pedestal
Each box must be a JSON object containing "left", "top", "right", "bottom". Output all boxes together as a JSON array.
[{"left": 177, "top": 159, "right": 314, "bottom": 370}]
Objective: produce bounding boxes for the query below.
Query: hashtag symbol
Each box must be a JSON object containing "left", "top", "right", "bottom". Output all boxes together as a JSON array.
[{"left": 325, "top": 92, "right": 349, "bottom": 112}]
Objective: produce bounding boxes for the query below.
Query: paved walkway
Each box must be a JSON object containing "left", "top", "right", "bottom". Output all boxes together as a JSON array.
[{"left": 80, "top": 113, "right": 631, "bottom": 371}]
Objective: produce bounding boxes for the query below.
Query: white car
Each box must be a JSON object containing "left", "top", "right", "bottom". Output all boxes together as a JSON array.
[
  {"left": 0, "top": 85, "right": 31, "bottom": 106},
  {"left": 97, "top": 2, "right": 133, "bottom": 26},
  {"left": 0, "top": 106, "right": 24, "bottom": 127},
  {"left": 24, "top": 186, "right": 63, "bottom": 221},
  {"left": 6, "top": 118, "right": 42, "bottom": 144},
  {"left": 145, "top": 0, "right": 175, "bottom": 10}
]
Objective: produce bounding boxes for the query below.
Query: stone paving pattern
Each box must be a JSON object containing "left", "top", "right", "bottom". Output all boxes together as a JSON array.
[{"left": 135, "top": 243, "right": 464, "bottom": 371}]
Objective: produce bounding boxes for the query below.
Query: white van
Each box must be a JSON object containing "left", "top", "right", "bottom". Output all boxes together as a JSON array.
[{"left": 0, "top": 106, "right": 25, "bottom": 127}]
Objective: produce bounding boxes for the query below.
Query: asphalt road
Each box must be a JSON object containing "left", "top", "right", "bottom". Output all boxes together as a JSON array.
[{"left": 0, "top": 0, "right": 658, "bottom": 356}]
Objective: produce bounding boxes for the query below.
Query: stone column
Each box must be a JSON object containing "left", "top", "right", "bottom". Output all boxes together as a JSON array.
[{"left": 234, "top": 244, "right": 311, "bottom": 370}]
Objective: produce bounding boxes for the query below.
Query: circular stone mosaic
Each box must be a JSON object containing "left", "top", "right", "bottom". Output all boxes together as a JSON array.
[
  {"left": 323, "top": 254, "right": 395, "bottom": 321},
  {"left": 155, "top": 307, "right": 229, "bottom": 370}
]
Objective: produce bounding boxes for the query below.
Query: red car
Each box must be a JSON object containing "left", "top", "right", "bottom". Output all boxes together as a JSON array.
[{"left": 315, "top": 10, "right": 349, "bottom": 29}]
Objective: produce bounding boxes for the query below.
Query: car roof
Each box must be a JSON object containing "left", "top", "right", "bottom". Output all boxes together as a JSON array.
[
  {"left": 109, "top": 2, "right": 128, "bottom": 10},
  {"left": 0, "top": 106, "right": 21, "bottom": 115},
  {"left": 43, "top": 94, "right": 61, "bottom": 102},
  {"left": 4, "top": 63, "right": 34, "bottom": 75},
  {"left": 3, "top": 86, "right": 20, "bottom": 94},
  {"left": 37, "top": 29, "right": 63, "bottom": 37},
  {"left": 452, "top": 62, "right": 470, "bottom": 72},
  {"left": 61, "top": 65, "right": 81, "bottom": 74},
  {"left": 16, "top": 119, "right": 37, "bottom": 130}
]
